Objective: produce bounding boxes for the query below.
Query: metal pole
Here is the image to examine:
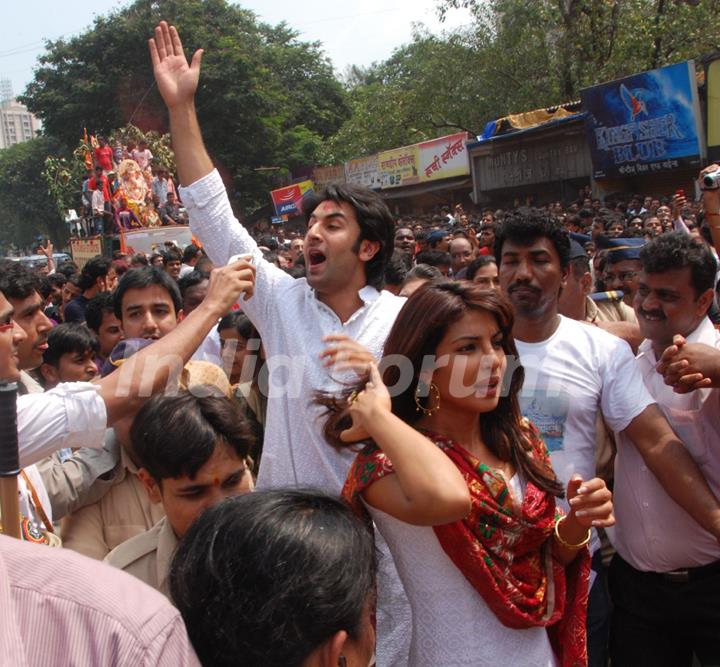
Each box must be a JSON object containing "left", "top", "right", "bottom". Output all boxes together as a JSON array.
[{"left": 0, "top": 382, "right": 20, "bottom": 539}]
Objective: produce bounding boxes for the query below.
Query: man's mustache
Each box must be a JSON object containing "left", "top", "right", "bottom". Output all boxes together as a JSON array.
[
  {"left": 509, "top": 283, "right": 541, "bottom": 295},
  {"left": 639, "top": 308, "right": 665, "bottom": 320}
]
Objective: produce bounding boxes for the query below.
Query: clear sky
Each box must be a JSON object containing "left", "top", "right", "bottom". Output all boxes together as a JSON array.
[{"left": 0, "top": 0, "right": 473, "bottom": 96}]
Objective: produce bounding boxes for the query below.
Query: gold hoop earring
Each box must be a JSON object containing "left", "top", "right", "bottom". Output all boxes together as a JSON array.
[{"left": 414, "top": 381, "right": 440, "bottom": 416}]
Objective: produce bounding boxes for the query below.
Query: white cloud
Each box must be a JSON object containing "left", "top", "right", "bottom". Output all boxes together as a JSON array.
[
  {"left": 237, "top": 0, "right": 474, "bottom": 72},
  {"left": 1, "top": 0, "right": 474, "bottom": 93}
]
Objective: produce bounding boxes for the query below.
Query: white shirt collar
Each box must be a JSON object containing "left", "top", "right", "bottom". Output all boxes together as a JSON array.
[{"left": 638, "top": 316, "right": 717, "bottom": 364}]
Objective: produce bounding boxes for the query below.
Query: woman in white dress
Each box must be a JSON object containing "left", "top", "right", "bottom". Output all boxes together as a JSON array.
[{"left": 321, "top": 282, "right": 614, "bottom": 667}]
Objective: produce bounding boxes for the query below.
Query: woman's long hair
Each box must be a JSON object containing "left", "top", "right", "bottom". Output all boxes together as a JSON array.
[{"left": 318, "top": 280, "right": 563, "bottom": 497}]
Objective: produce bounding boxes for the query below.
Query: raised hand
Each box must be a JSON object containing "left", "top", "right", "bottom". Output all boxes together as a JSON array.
[
  {"left": 340, "top": 363, "right": 392, "bottom": 443},
  {"left": 204, "top": 259, "right": 256, "bottom": 316},
  {"left": 148, "top": 21, "right": 203, "bottom": 110},
  {"left": 38, "top": 240, "right": 53, "bottom": 258},
  {"left": 671, "top": 193, "right": 687, "bottom": 219}
]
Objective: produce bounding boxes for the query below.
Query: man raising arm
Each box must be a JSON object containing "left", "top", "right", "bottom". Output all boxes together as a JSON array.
[
  {"left": 149, "top": 22, "right": 412, "bottom": 667},
  {"left": 10, "top": 260, "right": 254, "bottom": 467}
]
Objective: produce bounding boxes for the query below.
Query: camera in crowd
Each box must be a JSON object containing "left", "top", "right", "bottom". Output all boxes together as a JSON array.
[{"left": 702, "top": 170, "right": 720, "bottom": 189}]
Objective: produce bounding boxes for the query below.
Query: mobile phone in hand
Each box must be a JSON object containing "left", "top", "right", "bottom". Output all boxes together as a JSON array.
[{"left": 228, "top": 253, "right": 254, "bottom": 266}]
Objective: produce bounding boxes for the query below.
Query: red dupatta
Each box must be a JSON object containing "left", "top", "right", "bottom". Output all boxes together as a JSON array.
[{"left": 342, "top": 422, "right": 591, "bottom": 667}]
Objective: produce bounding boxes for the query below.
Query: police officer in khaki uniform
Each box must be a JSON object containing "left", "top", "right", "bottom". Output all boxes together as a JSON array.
[
  {"left": 559, "top": 240, "right": 638, "bottom": 327},
  {"left": 587, "top": 289, "right": 637, "bottom": 325},
  {"left": 105, "top": 514, "right": 177, "bottom": 597},
  {"left": 603, "top": 237, "right": 646, "bottom": 308},
  {"left": 104, "top": 391, "right": 255, "bottom": 597}
]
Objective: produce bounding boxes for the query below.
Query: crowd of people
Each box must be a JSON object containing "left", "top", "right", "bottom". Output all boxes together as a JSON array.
[
  {"left": 2, "top": 19, "right": 720, "bottom": 667},
  {"left": 68, "top": 135, "right": 188, "bottom": 237}
]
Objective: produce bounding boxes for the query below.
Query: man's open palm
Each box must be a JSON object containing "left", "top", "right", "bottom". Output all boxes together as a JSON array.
[{"left": 148, "top": 21, "right": 203, "bottom": 109}]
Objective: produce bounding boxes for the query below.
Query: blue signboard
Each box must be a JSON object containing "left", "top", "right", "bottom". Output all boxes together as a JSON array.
[{"left": 580, "top": 61, "right": 704, "bottom": 179}]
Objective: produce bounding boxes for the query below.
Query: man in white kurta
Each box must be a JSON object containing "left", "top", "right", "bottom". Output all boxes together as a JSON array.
[{"left": 149, "top": 21, "right": 411, "bottom": 663}]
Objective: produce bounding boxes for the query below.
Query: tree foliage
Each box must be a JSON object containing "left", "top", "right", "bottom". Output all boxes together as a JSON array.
[
  {"left": 19, "top": 0, "right": 349, "bottom": 213},
  {"left": 321, "top": 31, "right": 485, "bottom": 163},
  {"left": 324, "top": 0, "right": 720, "bottom": 163},
  {"left": 0, "top": 138, "right": 67, "bottom": 252},
  {"left": 439, "top": 0, "right": 720, "bottom": 99}
]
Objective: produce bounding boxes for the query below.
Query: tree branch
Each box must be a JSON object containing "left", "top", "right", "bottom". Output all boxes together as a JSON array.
[
  {"left": 651, "top": 0, "right": 668, "bottom": 69},
  {"left": 428, "top": 115, "right": 478, "bottom": 137},
  {"left": 605, "top": 0, "right": 621, "bottom": 63}
]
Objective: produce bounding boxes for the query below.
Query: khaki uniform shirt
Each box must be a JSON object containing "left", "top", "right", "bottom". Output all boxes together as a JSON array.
[
  {"left": 585, "top": 294, "right": 637, "bottom": 324},
  {"left": 36, "top": 440, "right": 120, "bottom": 521},
  {"left": 14, "top": 372, "right": 55, "bottom": 540},
  {"left": 61, "top": 438, "right": 165, "bottom": 560},
  {"left": 104, "top": 516, "right": 177, "bottom": 598}
]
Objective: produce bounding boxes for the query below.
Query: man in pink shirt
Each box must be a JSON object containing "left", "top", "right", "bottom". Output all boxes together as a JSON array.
[{"left": 0, "top": 534, "right": 200, "bottom": 665}]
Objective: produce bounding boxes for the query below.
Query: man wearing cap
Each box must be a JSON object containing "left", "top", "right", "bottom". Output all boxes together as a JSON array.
[
  {"left": 427, "top": 229, "right": 450, "bottom": 252},
  {"left": 557, "top": 239, "right": 640, "bottom": 582},
  {"left": 603, "top": 237, "right": 645, "bottom": 308},
  {"left": 559, "top": 240, "right": 638, "bottom": 327}
]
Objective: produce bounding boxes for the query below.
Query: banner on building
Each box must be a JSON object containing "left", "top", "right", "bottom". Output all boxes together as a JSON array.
[
  {"left": 270, "top": 180, "right": 314, "bottom": 217},
  {"left": 378, "top": 145, "right": 420, "bottom": 189},
  {"left": 312, "top": 165, "right": 345, "bottom": 190},
  {"left": 418, "top": 132, "right": 470, "bottom": 182},
  {"left": 344, "top": 155, "right": 380, "bottom": 189},
  {"left": 69, "top": 238, "right": 103, "bottom": 269},
  {"left": 580, "top": 60, "right": 704, "bottom": 179}
]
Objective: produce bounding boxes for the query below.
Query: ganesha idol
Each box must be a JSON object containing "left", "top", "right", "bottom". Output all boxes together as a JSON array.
[{"left": 115, "top": 158, "right": 148, "bottom": 224}]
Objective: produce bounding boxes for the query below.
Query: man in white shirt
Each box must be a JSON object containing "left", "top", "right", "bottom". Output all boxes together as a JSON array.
[
  {"left": 91, "top": 182, "right": 106, "bottom": 236},
  {"left": 149, "top": 21, "right": 409, "bottom": 666},
  {"left": 0, "top": 261, "right": 70, "bottom": 537},
  {"left": 131, "top": 140, "right": 153, "bottom": 172},
  {"left": 0, "top": 261, "right": 255, "bottom": 468},
  {"left": 179, "top": 243, "right": 202, "bottom": 277},
  {"left": 610, "top": 231, "right": 720, "bottom": 666},
  {"left": 495, "top": 213, "right": 720, "bottom": 667}
]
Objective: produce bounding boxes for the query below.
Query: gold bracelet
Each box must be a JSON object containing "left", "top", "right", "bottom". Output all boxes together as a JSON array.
[{"left": 554, "top": 517, "right": 591, "bottom": 550}]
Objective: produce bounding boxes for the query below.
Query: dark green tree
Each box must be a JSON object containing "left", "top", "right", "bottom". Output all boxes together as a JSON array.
[
  {"left": 322, "top": 30, "right": 486, "bottom": 163},
  {"left": 437, "top": 0, "right": 720, "bottom": 100},
  {"left": 324, "top": 0, "right": 719, "bottom": 162},
  {"left": 20, "top": 0, "right": 349, "bottom": 213},
  {"left": 0, "top": 137, "right": 68, "bottom": 251}
]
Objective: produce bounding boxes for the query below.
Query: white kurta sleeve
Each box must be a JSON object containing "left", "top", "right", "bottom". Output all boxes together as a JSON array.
[{"left": 17, "top": 383, "right": 107, "bottom": 467}]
